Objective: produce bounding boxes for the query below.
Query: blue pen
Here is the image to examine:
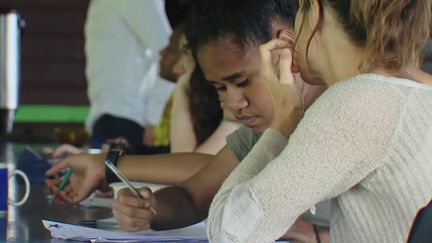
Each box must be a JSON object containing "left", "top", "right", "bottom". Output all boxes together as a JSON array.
[{"left": 48, "top": 167, "right": 73, "bottom": 205}]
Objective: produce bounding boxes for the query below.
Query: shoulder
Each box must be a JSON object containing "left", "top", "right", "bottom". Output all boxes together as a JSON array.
[
  {"left": 226, "top": 126, "right": 260, "bottom": 161},
  {"left": 297, "top": 74, "right": 414, "bottom": 139},
  {"left": 308, "top": 74, "right": 412, "bottom": 117},
  {"left": 322, "top": 74, "right": 411, "bottom": 103}
]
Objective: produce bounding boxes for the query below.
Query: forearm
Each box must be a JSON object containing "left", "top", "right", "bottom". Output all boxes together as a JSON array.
[
  {"left": 207, "top": 129, "right": 288, "bottom": 242},
  {"left": 210, "top": 128, "right": 287, "bottom": 202},
  {"left": 118, "top": 153, "right": 213, "bottom": 185},
  {"left": 170, "top": 75, "right": 198, "bottom": 152},
  {"left": 151, "top": 186, "right": 207, "bottom": 230},
  {"left": 194, "top": 120, "right": 239, "bottom": 155}
]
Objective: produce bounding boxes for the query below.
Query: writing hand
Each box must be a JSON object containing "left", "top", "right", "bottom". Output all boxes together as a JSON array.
[{"left": 112, "top": 187, "right": 157, "bottom": 232}]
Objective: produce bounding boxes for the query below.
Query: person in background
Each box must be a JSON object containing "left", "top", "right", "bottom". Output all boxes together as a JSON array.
[
  {"left": 50, "top": 24, "right": 237, "bottom": 157},
  {"left": 45, "top": 21, "right": 183, "bottom": 157},
  {"left": 120, "top": 23, "right": 187, "bottom": 154},
  {"left": 170, "top": 34, "right": 239, "bottom": 154},
  {"left": 85, "top": 0, "right": 174, "bottom": 147},
  {"left": 207, "top": 0, "right": 432, "bottom": 242},
  {"left": 46, "top": 1, "right": 329, "bottom": 242}
]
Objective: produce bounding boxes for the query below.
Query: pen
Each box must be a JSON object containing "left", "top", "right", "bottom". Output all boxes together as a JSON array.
[
  {"left": 48, "top": 167, "right": 73, "bottom": 205},
  {"left": 78, "top": 219, "right": 120, "bottom": 229},
  {"left": 104, "top": 159, "right": 158, "bottom": 215}
]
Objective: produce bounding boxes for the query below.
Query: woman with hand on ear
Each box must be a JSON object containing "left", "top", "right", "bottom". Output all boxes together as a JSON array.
[{"left": 208, "top": 0, "right": 432, "bottom": 242}]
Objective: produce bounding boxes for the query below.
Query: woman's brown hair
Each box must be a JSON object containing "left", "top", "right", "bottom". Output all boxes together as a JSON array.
[{"left": 299, "top": 0, "right": 431, "bottom": 71}]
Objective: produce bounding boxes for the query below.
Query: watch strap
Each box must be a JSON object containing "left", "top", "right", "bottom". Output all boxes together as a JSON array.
[{"left": 105, "top": 148, "right": 124, "bottom": 184}]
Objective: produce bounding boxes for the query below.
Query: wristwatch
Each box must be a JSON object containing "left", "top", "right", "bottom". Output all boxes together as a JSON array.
[{"left": 105, "top": 148, "right": 124, "bottom": 183}]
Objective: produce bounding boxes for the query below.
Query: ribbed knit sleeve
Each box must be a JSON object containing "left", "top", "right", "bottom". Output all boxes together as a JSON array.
[
  {"left": 208, "top": 74, "right": 432, "bottom": 243},
  {"left": 208, "top": 129, "right": 288, "bottom": 242}
]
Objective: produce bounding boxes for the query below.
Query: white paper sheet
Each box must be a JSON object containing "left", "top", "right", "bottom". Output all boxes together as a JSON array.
[{"left": 42, "top": 219, "right": 207, "bottom": 242}]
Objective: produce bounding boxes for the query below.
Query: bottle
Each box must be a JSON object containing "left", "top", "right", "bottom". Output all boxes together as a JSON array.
[{"left": 0, "top": 8, "right": 24, "bottom": 138}]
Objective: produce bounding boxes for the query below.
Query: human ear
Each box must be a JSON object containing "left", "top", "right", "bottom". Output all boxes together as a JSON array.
[{"left": 276, "top": 29, "right": 300, "bottom": 73}]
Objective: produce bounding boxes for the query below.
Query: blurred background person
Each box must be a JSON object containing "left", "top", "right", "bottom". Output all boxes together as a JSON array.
[
  {"left": 50, "top": 27, "right": 238, "bottom": 158},
  {"left": 169, "top": 34, "right": 239, "bottom": 154},
  {"left": 49, "top": 1, "right": 238, "bottom": 157},
  {"left": 85, "top": 0, "right": 174, "bottom": 148}
]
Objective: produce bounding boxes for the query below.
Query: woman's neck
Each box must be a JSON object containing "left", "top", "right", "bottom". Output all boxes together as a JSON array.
[
  {"left": 321, "top": 35, "right": 363, "bottom": 85},
  {"left": 317, "top": 12, "right": 364, "bottom": 86}
]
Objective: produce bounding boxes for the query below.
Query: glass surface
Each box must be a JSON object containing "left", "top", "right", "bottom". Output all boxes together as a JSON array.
[
  {"left": 0, "top": 143, "right": 112, "bottom": 242},
  {"left": 0, "top": 143, "right": 209, "bottom": 242}
]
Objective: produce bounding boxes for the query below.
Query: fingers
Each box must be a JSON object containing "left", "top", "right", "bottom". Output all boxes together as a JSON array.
[
  {"left": 45, "top": 176, "right": 60, "bottom": 187},
  {"left": 49, "top": 186, "right": 75, "bottom": 204},
  {"left": 47, "top": 170, "right": 99, "bottom": 204},
  {"left": 113, "top": 188, "right": 155, "bottom": 231},
  {"left": 138, "top": 187, "right": 153, "bottom": 200},
  {"left": 52, "top": 144, "right": 82, "bottom": 158},
  {"left": 117, "top": 188, "right": 149, "bottom": 207},
  {"left": 45, "top": 158, "right": 71, "bottom": 176},
  {"left": 68, "top": 176, "right": 99, "bottom": 204},
  {"left": 116, "top": 187, "right": 155, "bottom": 207},
  {"left": 46, "top": 153, "right": 107, "bottom": 205},
  {"left": 42, "top": 147, "right": 54, "bottom": 156},
  {"left": 279, "top": 49, "right": 295, "bottom": 86},
  {"left": 259, "top": 38, "right": 291, "bottom": 78},
  {"left": 48, "top": 175, "right": 78, "bottom": 204},
  {"left": 51, "top": 183, "right": 90, "bottom": 205},
  {"left": 113, "top": 198, "right": 152, "bottom": 218},
  {"left": 259, "top": 38, "right": 295, "bottom": 104},
  {"left": 113, "top": 208, "right": 152, "bottom": 232},
  {"left": 259, "top": 38, "right": 305, "bottom": 137}
]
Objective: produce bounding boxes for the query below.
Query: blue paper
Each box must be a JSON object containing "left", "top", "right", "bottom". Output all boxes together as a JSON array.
[{"left": 16, "top": 147, "right": 51, "bottom": 184}]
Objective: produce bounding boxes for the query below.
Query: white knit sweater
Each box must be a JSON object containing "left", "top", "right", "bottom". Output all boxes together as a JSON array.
[{"left": 208, "top": 74, "right": 432, "bottom": 243}]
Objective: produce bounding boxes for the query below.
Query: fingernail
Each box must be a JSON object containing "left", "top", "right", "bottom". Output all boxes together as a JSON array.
[{"left": 141, "top": 191, "right": 149, "bottom": 198}]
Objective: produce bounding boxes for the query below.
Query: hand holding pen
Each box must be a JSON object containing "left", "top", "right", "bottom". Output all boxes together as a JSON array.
[
  {"left": 105, "top": 159, "right": 157, "bottom": 215},
  {"left": 45, "top": 152, "right": 109, "bottom": 204},
  {"left": 48, "top": 167, "right": 73, "bottom": 205},
  {"left": 111, "top": 186, "right": 159, "bottom": 232}
]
